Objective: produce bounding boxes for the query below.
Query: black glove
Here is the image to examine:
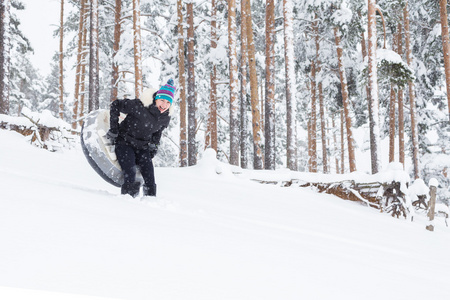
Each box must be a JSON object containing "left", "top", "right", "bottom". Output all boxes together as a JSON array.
[
  {"left": 148, "top": 143, "right": 157, "bottom": 159},
  {"left": 106, "top": 130, "right": 118, "bottom": 144}
]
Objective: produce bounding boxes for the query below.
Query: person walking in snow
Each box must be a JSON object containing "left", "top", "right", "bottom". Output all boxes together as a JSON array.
[{"left": 106, "top": 79, "right": 176, "bottom": 197}]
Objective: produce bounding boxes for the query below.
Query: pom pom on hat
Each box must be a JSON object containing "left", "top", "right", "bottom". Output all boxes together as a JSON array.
[{"left": 155, "top": 79, "right": 176, "bottom": 104}]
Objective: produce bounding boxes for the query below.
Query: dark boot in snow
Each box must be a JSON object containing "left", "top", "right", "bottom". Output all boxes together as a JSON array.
[
  {"left": 143, "top": 184, "right": 157, "bottom": 197},
  {"left": 121, "top": 182, "right": 141, "bottom": 198}
]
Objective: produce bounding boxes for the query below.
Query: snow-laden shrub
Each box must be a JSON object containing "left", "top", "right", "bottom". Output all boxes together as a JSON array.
[{"left": 421, "top": 154, "right": 450, "bottom": 205}]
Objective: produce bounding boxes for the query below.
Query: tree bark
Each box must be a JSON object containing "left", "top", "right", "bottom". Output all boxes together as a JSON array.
[
  {"left": 309, "top": 19, "right": 319, "bottom": 173},
  {"left": 426, "top": 185, "right": 437, "bottom": 231},
  {"left": 110, "top": 0, "right": 122, "bottom": 102},
  {"left": 59, "top": 0, "right": 64, "bottom": 119},
  {"left": 340, "top": 109, "right": 345, "bottom": 174},
  {"left": 133, "top": 0, "right": 142, "bottom": 99},
  {"left": 389, "top": 85, "right": 396, "bottom": 162},
  {"left": 187, "top": 1, "right": 197, "bottom": 166},
  {"left": 389, "top": 30, "right": 397, "bottom": 163},
  {"left": 88, "top": 0, "right": 99, "bottom": 112},
  {"left": 334, "top": 27, "right": 356, "bottom": 172},
  {"left": 360, "top": 14, "right": 377, "bottom": 174},
  {"left": 439, "top": 0, "right": 450, "bottom": 120},
  {"left": 397, "top": 22, "right": 405, "bottom": 167},
  {"left": 178, "top": 0, "right": 187, "bottom": 167},
  {"left": 244, "top": 0, "right": 263, "bottom": 169},
  {"left": 72, "top": 0, "right": 86, "bottom": 129},
  {"left": 79, "top": 8, "right": 88, "bottom": 126},
  {"left": 332, "top": 114, "right": 340, "bottom": 173},
  {"left": 284, "top": 0, "right": 296, "bottom": 171},
  {"left": 0, "top": 0, "right": 11, "bottom": 115},
  {"left": 264, "top": 0, "right": 276, "bottom": 170},
  {"left": 367, "top": 0, "right": 380, "bottom": 173},
  {"left": 240, "top": 0, "right": 248, "bottom": 169},
  {"left": 309, "top": 58, "right": 317, "bottom": 172},
  {"left": 228, "top": 0, "right": 239, "bottom": 166},
  {"left": 404, "top": 2, "right": 419, "bottom": 179},
  {"left": 319, "top": 75, "right": 327, "bottom": 173}
]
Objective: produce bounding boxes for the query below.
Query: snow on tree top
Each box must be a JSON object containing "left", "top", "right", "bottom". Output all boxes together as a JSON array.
[{"left": 429, "top": 178, "right": 439, "bottom": 187}]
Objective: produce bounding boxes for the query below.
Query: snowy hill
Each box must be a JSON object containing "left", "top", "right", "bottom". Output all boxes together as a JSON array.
[{"left": 1, "top": 129, "right": 450, "bottom": 300}]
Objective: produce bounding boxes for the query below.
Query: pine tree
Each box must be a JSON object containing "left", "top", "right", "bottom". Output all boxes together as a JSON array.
[
  {"left": 110, "top": 0, "right": 122, "bottom": 102},
  {"left": 283, "top": 0, "right": 297, "bottom": 171},
  {"left": 264, "top": 0, "right": 275, "bottom": 170},
  {"left": 243, "top": 0, "right": 263, "bottom": 170},
  {"left": 133, "top": 0, "right": 142, "bottom": 98},
  {"left": 334, "top": 26, "right": 356, "bottom": 172},
  {"left": 309, "top": 18, "right": 318, "bottom": 173},
  {"left": 228, "top": 0, "right": 239, "bottom": 166},
  {"left": 59, "top": 0, "right": 64, "bottom": 119},
  {"left": 186, "top": 0, "right": 197, "bottom": 166},
  {"left": 368, "top": 0, "right": 381, "bottom": 174},
  {"left": 178, "top": 0, "right": 188, "bottom": 167},
  {"left": 439, "top": 0, "right": 450, "bottom": 120},
  {"left": 72, "top": 0, "right": 87, "bottom": 129},
  {"left": 240, "top": 0, "right": 249, "bottom": 169},
  {"left": 88, "top": 0, "right": 99, "bottom": 112},
  {"left": 0, "top": 0, "right": 11, "bottom": 115},
  {"left": 403, "top": 1, "right": 419, "bottom": 179}
]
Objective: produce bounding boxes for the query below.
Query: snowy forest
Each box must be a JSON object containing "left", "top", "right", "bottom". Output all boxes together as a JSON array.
[
  {"left": 1, "top": 0, "right": 450, "bottom": 197},
  {"left": 3, "top": 1, "right": 450, "bottom": 297}
]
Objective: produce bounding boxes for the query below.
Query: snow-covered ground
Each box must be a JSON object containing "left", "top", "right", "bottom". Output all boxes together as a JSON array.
[{"left": 1, "top": 129, "right": 450, "bottom": 300}]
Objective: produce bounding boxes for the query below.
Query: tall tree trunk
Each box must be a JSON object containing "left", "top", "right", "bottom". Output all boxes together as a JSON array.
[
  {"left": 404, "top": 2, "right": 420, "bottom": 178},
  {"left": 178, "top": 0, "right": 188, "bottom": 167},
  {"left": 0, "top": 0, "right": 11, "bottom": 115},
  {"left": 309, "top": 62, "right": 317, "bottom": 172},
  {"left": 309, "top": 20, "right": 319, "bottom": 173},
  {"left": 72, "top": 0, "right": 86, "bottom": 129},
  {"left": 439, "top": 0, "right": 450, "bottom": 120},
  {"left": 367, "top": 0, "right": 380, "bottom": 173},
  {"left": 284, "top": 0, "right": 296, "bottom": 171},
  {"left": 186, "top": 1, "right": 197, "bottom": 166},
  {"left": 389, "top": 85, "right": 396, "bottom": 162},
  {"left": 397, "top": 22, "right": 405, "bottom": 167},
  {"left": 264, "top": 0, "right": 275, "bottom": 170},
  {"left": 319, "top": 82, "right": 327, "bottom": 173},
  {"left": 314, "top": 15, "right": 326, "bottom": 173},
  {"left": 110, "top": 0, "right": 122, "bottom": 102},
  {"left": 133, "top": 0, "right": 142, "bottom": 98},
  {"left": 207, "top": 0, "right": 217, "bottom": 153},
  {"left": 307, "top": 118, "right": 311, "bottom": 170},
  {"left": 244, "top": 0, "right": 263, "bottom": 169},
  {"left": 208, "top": 68, "right": 217, "bottom": 151},
  {"left": 340, "top": 109, "right": 345, "bottom": 174},
  {"left": 228, "top": 0, "right": 239, "bottom": 166},
  {"left": 79, "top": 9, "right": 88, "bottom": 126},
  {"left": 359, "top": 14, "right": 377, "bottom": 173},
  {"left": 88, "top": 0, "right": 99, "bottom": 112},
  {"left": 389, "top": 30, "right": 397, "bottom": 163},
  {"left": 59, "top": 0, "right": 65, "bottom": 119},
  {"left": 240, "top": 0, "right": 249, "bottom": 169},
  {"left": 332, "top": 114, "right": 340, "bottom": 173},
  {"left": 334, "top": 27, "right": 356, "bottom": 172}
]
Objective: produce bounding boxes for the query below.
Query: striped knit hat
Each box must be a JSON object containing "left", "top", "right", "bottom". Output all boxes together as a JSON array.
[{"left": 155, "top": 79, "right": 176, "bottom": 104}]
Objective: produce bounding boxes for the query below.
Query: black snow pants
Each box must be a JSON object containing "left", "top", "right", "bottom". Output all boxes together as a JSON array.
[{"left": 115, "top": 143, "right": 155, "bottom": 188}]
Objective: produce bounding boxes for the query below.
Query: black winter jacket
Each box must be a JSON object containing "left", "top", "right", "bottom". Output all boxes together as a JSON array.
[{"left": 109, "top": 98, "right": 171, "bottom": 149}]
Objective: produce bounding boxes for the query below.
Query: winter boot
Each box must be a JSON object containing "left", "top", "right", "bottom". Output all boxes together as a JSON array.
[
  {"left": 121, "top": 182, "right": 141, "bottom": 198},
  {"left": 143, "top": 184, "right": 157, "bottom": 197}
]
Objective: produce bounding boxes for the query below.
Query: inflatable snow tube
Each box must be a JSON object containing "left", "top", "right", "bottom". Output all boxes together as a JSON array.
[{"left": 81, "top": 109, "right": 143, "bottom": 187}]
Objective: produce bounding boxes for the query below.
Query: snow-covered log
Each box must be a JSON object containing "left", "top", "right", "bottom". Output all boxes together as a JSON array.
[{"left": 0, "top": 109, "right": 77, "bottom": 151}]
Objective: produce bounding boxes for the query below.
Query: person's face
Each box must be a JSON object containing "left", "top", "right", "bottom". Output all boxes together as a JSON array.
[{"left": 155, "top": 99, "right": 171, "bottom": 113}]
